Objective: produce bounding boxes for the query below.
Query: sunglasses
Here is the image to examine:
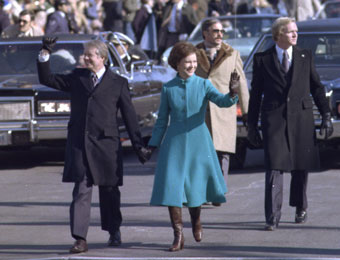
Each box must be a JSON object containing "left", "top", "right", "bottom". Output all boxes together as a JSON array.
[
  {"left": 19, "top": 19, "right": 30, "bottom": 25},
  {"left": 211, "top": 29, "right": 224, "bottom": 34}
]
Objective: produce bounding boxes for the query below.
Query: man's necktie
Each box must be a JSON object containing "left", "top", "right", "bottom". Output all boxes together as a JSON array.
[
  {"left": 91, "top": 73, "right": 98, "bottom": 88},
  {"left": 175, "top": 8, "right": 181, "bottom": 33},
  {"left": 282, "top": 50, "right": 289, "bottom": 73}
]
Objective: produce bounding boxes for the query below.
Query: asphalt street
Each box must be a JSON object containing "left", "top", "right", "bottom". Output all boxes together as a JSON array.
[{"left": 0, "top": 146, "right": 340, "bottom": 260}]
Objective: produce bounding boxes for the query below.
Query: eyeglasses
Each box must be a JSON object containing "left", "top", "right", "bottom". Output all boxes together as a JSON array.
[
  {"left": 19, "top": 19, "right": 30, "bottom": 25},
  {"left": 211, "top": 29, "right": 224, "bottom": 34}
]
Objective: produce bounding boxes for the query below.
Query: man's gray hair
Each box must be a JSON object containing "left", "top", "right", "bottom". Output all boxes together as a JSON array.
[{"left": 84, "top": 40, "right": 109, "bottom": 63}]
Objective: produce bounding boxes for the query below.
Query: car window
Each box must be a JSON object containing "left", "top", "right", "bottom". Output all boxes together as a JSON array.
[{"left": 0, "top": 43, "right": 84, "bottom": 75}]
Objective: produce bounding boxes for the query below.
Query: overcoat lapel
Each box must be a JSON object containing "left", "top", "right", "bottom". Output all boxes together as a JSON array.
[
  {"left": 80, "top": 70, "right": 94, "bottom": 95},
  {"left": 262, "top": 46, "right": 286, "bottom": 88}
]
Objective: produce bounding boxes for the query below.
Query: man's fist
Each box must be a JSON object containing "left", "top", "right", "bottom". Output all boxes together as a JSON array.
[
  {"left": 42, "top": 36, "right": 58, "bottom": 53},
  {"left": 229, "top": 69, "right": 240, "bottom": 97}
]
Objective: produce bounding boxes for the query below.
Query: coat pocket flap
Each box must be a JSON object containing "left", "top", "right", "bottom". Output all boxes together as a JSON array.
[
  {"left": 103, "top": 128, "right": 115, "bottom": 137},
  {"left": 302, "top": 98, "right": 313, "bottom": 109}
]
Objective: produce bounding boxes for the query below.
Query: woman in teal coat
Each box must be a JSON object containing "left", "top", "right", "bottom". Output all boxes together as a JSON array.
[{"left": 146, "top": 41, "right": 239, "bottom": 251}]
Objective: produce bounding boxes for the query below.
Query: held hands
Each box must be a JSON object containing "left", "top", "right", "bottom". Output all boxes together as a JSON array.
[
  {"left": 229, "top": 69, "right": 240, "bottom": 97},
  {"left": 42, "top": 36, "right": 58, "bottom": 54},
  {"left": 320, "top": 112, "right": 333, "bottom": 140},
  {"left": 136, "top": 146, "right": 156, "bottom": 164}
]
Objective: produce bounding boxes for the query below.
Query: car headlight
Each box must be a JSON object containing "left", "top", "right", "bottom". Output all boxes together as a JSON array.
[
  {"left": 38, "top": 101, "right": 71, "bottom": 115},
  {"left": 0, "top": 102, "right": 31, "bottom": 121}
]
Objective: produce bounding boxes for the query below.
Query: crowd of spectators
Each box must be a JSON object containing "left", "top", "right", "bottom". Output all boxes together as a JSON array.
[{"left": 0, "top": 0, "right": 327, "bottom": 59}]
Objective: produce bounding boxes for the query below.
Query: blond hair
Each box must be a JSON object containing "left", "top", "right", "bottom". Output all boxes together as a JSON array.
[{"left": 272, "top": 17, "right": 296, "bottom": 42}]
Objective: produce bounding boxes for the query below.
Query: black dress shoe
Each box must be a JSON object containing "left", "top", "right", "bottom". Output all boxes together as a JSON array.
[
  {"left": 264, "top": 221, "right": 279, "bottom": 231},
  {"left": 295, "top": 210, "right": 307, "bottom": 223},
  {"left": 69, "top": 239, "right": 88, "bottom": 253},
  {"left": 212, "top": 202, "right": 221, "bottom": 207},
  {"left": 108, "top": 230, "right": 122, "bottom": 247}
]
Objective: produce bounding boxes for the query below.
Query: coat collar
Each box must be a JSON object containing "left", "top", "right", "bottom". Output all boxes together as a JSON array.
[{"left": 196, "top": 42, "right": 234, "bottom": 74}]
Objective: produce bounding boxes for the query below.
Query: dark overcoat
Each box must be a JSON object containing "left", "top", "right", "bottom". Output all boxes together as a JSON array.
[
  {"left": 248, "top": 45, "right": 330, "bottom": 171},
  {"left": 37, "top": 61, "right": 144, "bottom": 186},
  {"left": 45, "top": 11, "right": 70, "bottom": 35}
]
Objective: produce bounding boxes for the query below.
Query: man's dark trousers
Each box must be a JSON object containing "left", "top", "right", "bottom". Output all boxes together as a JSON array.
[
  {"left": 70, "top": 173, "right": 122, "bottom": 240},
  {"left": 265, "top": 169, "right": 308, "bottom": 225}
]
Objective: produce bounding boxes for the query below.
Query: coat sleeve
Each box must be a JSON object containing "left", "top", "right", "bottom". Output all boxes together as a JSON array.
[
  {"left": 118, "top": 78, "right": 144, "bottom": 150},
  {"left": 235, "top": 50, "right": 249, "bottom": 115},
  {"left": 308, "top": 49, "right": 331, "bottom": 115},
  {"left": 148, "top": 85, "right": 170, "bottom": 147},
  {"left": 45, "top": 14, "right": 59, "bottom": 35},
  {"left": 248, "top": 53, "right": 264, "bottom": 128},
  {"left": 37, "top": 60, "right": 72, "bottom": 92},
  {"left": 205, "top": 79, "right": 238, "bottom": 107}
]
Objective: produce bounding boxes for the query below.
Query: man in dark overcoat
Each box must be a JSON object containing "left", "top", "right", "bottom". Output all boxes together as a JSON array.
[
  {"left": 247, "top": 17, "right": 333, "bottom": 231},
  {"left": 37, "top": 38, "right": 147, "bottom": 253},
  {"left": 45, "top": 0, "right": 71, "bottom": 35}
]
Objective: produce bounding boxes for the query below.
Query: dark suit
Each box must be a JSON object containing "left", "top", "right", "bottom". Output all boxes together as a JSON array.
[
  {"left": 37, "top": 60, "right": 144, "bottom": 239},
  {"left": 45, "top": 11, "right": 70, "bottom": 35},
  {"left": 132, "top": 5, "right": 150, "bottom": 44},
  {"left": 248, "top": 45, "right": 330, "bottom": 225},
  {"left": 156, "top": 1, "right": 199, "bottom": 59}
]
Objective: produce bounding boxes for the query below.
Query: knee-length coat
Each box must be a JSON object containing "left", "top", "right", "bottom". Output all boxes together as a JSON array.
[
  {"left": 148, "top": 74, "right": 238, "bottom": 207},
  {"left": 248, "top": 46, "right": 330, "bottom": 171},
  {"left": 37, "top": 60, "right": 144, "bottom": 186},
  {"left": 196, "top": 42, "right": 249, "bottom": 153}
]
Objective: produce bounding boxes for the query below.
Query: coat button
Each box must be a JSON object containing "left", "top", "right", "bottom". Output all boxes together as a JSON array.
[{"left": 287, "top": 97, "right": 290, "bottom": 102}]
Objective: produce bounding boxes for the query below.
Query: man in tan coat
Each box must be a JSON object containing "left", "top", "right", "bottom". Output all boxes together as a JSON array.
[{"left": 196, "top": 18, "right": 249, "bottom": 197}]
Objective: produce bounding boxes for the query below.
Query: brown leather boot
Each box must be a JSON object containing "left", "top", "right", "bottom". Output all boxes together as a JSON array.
[
  {"left": 189, "top": 206, "right": 202, "bottom": 242},
  {"left": 168, "top": 206, "right": 184, "bottom": 251}
]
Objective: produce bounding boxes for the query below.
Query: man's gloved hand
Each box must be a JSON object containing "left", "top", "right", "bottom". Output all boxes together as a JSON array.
[
  {"left": 242, "top": 113, "right": 248, "bottom": 128},
  {"left": 229, "top": 69, "right": 240, "bottom": 97},
  {"left": 42, "top": 36, "right": 58, "bottom": 53},
  {"left": 136, "top": 146, "right": 155, "bottom": 164},
  {"left": 320, "top": 112, "right": 333, "bottom": 140},
  {"left": 247, "top": 125, "right": 262, "bottom": 149}
]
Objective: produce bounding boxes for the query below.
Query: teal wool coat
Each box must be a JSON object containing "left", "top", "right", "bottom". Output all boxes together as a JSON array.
[{"left": 148, "top": 74, "right": 238, "bottom": 207}]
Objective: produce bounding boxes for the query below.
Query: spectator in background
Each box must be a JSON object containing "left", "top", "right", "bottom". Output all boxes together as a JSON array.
[
  {"left": 188, "top": 0, "right": 208, "bottom": 21},
  {"left": 267, "top": 0, "right": 288, "bottom": 15},
  {"left": 208, "top": 0, "right": 235, "bottom": 16},
  {"left": 133, "top": 0, "right": 158, "bottom": 58},
  {"left": 34, "top": 9, "right": 48, "bottom": 34},
  {"left": 123, "top": 0, "right": 139, "bottom": 43},
  {"left": 102, "top": 0, "right": 124, "bottom": 32},
  {"left": 153, "top": 0, "right": 167, "bottom": 34},
  {"left": 156, "top": 0, "right": 199, "bottom": 61},
  {"left": 45, "top": 0, "right": 71, "bottom": 34},
  {"left": 0, "top": 0, "right": 10, "bottom": 34},
  {"left": 2, "top": 9, "right": 43, "bottom": 37},
  {"left": 251, "top": 0, "right": 275, "bottom": 14},
  {"left": 284, "top": 0, "right": 321, "bottom": 21}
]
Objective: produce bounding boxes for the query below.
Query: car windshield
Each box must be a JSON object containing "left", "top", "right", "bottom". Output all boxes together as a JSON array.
[
  {"left": 0, "top": 43, "right": 85, "bottom": 75},
  {"left": 245, "top": 33, "right": 340, "bottom": 73}
]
